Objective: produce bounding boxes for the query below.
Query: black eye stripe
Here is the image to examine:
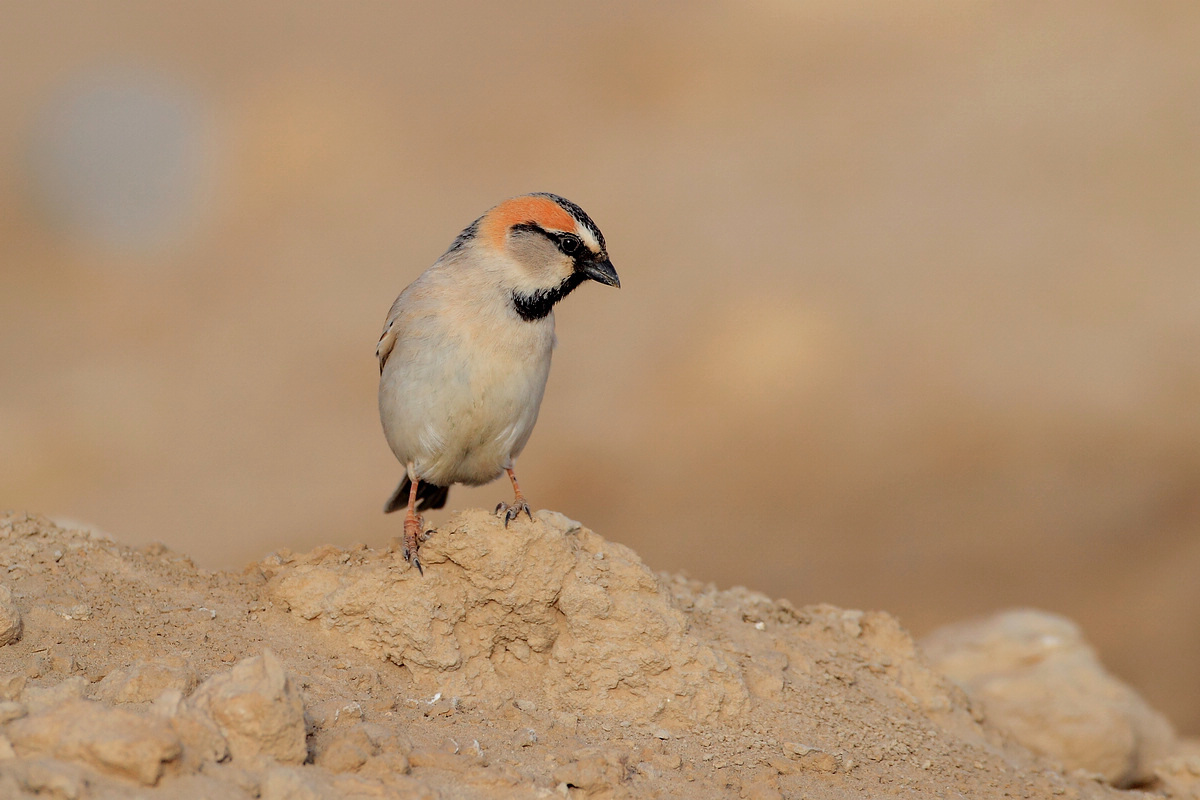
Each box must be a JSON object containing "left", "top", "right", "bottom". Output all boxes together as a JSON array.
[
  {"left": 511, "top": 223, "right": 589, "bottom": 257},
  {"left": 510, "top": 222, "right": 547, "bottom": 237}
]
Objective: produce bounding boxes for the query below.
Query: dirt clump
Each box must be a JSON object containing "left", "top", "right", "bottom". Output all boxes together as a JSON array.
[{"left": 266, "top": 509, "right": 748, "bottom": 727}]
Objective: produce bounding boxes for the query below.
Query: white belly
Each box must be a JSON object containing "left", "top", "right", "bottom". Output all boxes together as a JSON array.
[{"left": 379, "top": 320, "right": 553, "bottom": 487}]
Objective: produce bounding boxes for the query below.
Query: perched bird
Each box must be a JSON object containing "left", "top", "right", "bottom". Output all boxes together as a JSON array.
[{"left": 377, "top": 193, "right": 620, "bottom": 572}]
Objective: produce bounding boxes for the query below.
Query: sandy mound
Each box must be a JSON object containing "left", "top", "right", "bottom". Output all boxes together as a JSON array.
[
  {"left": 266, "top": 509, "right": 747, "bottom": 726},
  {"left": 0, "top": 509, "right": 1194, "bottom": 799}
]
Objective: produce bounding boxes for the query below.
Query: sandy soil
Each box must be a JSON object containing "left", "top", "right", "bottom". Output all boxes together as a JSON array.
[{"left": 1, "top": 509, "right": 1196, "bottom": 799}]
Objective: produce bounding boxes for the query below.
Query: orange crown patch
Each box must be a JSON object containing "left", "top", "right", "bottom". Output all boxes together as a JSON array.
[{"left": 482, "top": 195, "right": 577, "bottom": 249}]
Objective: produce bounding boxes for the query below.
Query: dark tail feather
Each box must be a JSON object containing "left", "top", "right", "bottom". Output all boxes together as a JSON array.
[
  {"left": 383, "top": 478, "right": 409, "bottom": 514},
  {"left": 384, "top": 476, "right": 450, "bottom": 514},
  {"left": 420, "top": 483, "right": 450, "bottom": 511}
]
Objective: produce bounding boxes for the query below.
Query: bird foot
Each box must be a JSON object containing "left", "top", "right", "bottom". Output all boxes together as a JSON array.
[
  {"left": 403, "top": 514, "right": 427, "bottom": 574},
  {"left": 495, "top": 499, "right": 533, "bottom": 527}
]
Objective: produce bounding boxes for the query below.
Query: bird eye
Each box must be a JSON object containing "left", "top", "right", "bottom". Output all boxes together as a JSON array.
[{"left": 558, "top": 234, "right": 581, "bottom": 255}]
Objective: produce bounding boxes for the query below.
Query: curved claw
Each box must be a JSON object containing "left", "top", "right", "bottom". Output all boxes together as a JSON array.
[
  {"left": 495, "top": 500, "right": 532, "bottom": 528},
  {"left": 401, "top": 544, "right": 424, "bottom": 575}
]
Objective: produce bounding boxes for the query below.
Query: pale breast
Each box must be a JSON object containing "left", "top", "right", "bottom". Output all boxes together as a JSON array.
[{"left": 379, "top": 307, "right": 555, "bottom": 487}]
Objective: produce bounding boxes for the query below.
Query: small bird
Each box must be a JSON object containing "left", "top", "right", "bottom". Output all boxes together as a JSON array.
[{"left": 377, "top": 193, "right": 620, "bottom": 572}]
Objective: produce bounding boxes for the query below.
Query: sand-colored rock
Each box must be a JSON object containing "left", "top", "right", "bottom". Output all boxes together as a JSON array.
[
  {"left": 267, "top": 509, "right": 749, "bottom": 725},
  {"left": 93, "top": 656, "right": 198, "bottom": 704},
  {"left": 0, "top": 586, "right": 21, "bottom": 647},
  {"left": 314, "top": 724, "right": 376, "bottom": 773},
  {"left": 0, "top": 674, "right": 25, "bottom": 702},
  {"left": 922, "top": 608, "right": 1176, "bottom": 787},
  {"left": 5, "top": 698, "right": 181, "bottom": 785},
  {"left": 1153, "top": 740, "right": 1200, "bottom": 799},
  {"left": 184, "top": 650, "right": 307, "bottom": 765},
  {"left": 169, "top": 698, "right": 232, "bottom": 770},
  {"left": 0, "top": 701, "right": 26, "bottom": 724},
  {"left": 0, "top": 758, "right": 87, "bottom": 799},
  {"left": 20, "top": 677, "right": 86, "bottom": 714}
]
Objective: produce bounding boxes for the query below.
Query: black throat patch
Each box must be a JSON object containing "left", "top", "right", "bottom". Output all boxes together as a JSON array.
[{"left": 512, "top": 272, "right": 587, "bottom": 321}]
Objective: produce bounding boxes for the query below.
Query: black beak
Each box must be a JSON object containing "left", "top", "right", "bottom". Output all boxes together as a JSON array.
[{"left": 579, "top": 256, "right": 620, "bottom": 288}]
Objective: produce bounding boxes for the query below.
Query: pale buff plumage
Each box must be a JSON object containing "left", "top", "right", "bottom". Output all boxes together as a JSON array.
[{"left": 377, "top": 193, "right": 619, "bottom": 571}]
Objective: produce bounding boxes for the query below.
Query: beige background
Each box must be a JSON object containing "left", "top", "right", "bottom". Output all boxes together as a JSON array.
[{"left": 1, "top": 2, "right": 1198, "bottom": 732}]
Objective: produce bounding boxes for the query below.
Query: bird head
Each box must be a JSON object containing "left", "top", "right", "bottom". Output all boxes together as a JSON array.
[{"left": 464, "top": 193, "right": 619, "bottom": 321}]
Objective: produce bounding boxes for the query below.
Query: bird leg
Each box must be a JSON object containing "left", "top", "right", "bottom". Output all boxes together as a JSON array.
[
  {"left": 403, "top": 472, "right": 425, "bottom": 574},
  {"left": 495, "top": 466, "right": 533, "bottom": 527}
]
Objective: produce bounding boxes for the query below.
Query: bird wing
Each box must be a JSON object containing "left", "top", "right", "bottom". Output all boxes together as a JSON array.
[
  {"left": 377, "top": 283, "right": 419, "bottom": 374},
  {"left": 376, "top": 314, "right": 399, "bottom": 374}
]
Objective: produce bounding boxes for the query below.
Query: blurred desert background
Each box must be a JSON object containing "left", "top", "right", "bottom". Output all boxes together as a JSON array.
[{"left": 1, "top": 0, "right": 1197, "bottom": 735}]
